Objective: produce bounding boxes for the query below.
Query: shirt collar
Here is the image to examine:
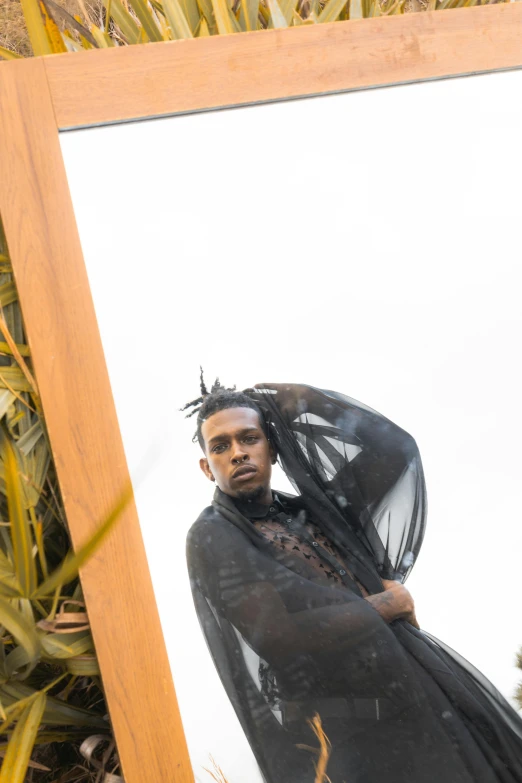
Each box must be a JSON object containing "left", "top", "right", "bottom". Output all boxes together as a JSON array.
[{"left": 231, "top": 492, "right": 286, "bottom": 520}]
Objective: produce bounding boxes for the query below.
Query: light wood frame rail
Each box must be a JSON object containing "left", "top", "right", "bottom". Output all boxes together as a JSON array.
[{"left": 0, "top": 6, "right": 521, "bottom": 781}]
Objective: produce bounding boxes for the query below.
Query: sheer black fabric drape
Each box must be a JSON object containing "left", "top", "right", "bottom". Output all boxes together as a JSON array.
[{"left": 187, "top": 383, "right": 522, "bottom": 782}]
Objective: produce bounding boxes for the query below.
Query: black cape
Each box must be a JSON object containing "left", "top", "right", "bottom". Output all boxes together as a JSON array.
[{"left": 186, "top": 383, "right": 522, "bottom": 783}]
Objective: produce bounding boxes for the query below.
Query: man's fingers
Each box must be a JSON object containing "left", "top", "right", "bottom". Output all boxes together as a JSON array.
[{"left": 410, "top": 613, "right": 420, "bottom": 630}]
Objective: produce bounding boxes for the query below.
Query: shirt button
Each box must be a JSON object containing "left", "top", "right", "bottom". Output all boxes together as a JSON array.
[
  {"left": 269, "top": 506, "right": 276, "bottom": 513},
  {"left": 312, "top": 542, "right": 319, "bottom": 547},
  {"left": 339, "top": 569, "right": 346, "bottom": 575}
]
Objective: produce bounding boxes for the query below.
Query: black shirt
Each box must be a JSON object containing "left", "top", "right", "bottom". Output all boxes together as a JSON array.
[{"left": 231, "top": 493, "right": 363, "bottom": 590}]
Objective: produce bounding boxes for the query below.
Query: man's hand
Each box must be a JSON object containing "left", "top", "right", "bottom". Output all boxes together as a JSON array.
[{"left": 365, "top": 579, "right": 420, "bottom": 629}]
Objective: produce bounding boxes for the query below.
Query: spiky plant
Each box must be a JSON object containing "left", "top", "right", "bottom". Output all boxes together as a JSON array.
[
  {"left": 0, "top": 0, "right": 517, "bottom": 61},
  {"left": 0, "top": 220, "right": 131, "bottom": 783}
]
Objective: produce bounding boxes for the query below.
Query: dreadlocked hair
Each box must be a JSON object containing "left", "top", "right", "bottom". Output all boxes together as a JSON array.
[{"left": 181, "top": 367, "right": 269, "bottom": 450}]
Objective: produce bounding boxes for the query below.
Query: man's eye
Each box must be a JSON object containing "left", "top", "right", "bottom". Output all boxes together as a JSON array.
[
  {"left": 213, "top": 444, "right": 226, "bottom": 453},
  {"left": 244, "top": 436, "right": 258, "bottom": 443}
]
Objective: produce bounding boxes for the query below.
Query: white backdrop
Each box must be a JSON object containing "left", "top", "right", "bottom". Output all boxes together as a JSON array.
[{"left": 60, "top": 67, "right": 522, "bottom": 783}]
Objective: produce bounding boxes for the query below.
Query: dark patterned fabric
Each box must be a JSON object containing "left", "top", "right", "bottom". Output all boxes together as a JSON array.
[
  {"left": 233, "top": 494, "right": 369, "bottom": 590},
  {"left": 187, "top": 383, "right": 522, "bottom": 782}
]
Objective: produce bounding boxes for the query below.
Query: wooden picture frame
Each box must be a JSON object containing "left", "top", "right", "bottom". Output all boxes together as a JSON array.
[{"left": 0, "top": 7, "right": 521, "bottom": 780}]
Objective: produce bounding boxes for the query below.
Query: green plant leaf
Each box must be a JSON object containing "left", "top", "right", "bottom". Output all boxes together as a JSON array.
[
  {"left": 0, "top": 550, "right": 22, "bottom": 598},
  {"left": 104, "top": 0, "right": 141, "bottom": 43},
  {"left": 90, "top": 25, "right": 116, "bottom": 46},
  {"left": 19, "top": 441, "right": 50, "bottom": 515},
  {"left": 0, "top": 549, "right": 22, "bottom": 598},
  {"left": 66, "top": 655, "right": 100, "bottom": 676},
  {"left": 0, "top": 342, "right": 29, "bottom": 359},
  {"left": 0, "top": 390, "right": 16, "bottom": 421},
  {"left": 17, "top": 422, "right": 44, "bottom": 458},
  {"left": 1, "top": 431, "right": 37, "bottom": 598},
  {"left": 0, "top": 731, "right": 94, "bottom": 750},
  {"left": 0, "top": 580, "right": 23, "bottom": 599},
  {"left": 318, "top": 0, "right": 348, "bottom": 22},
  {"left": 0, "top": 367, "right": 33, "bottom": 393},
  {"left": 240, "top": 0, "right": 258, "bottom": 29},
  {"left": 197, "top": 15, "right": 210, "bottom": 33},
  {"left": 33, "top": 482, "right": 133, "bottom": 599},
  {"left": 126, "top": 0, "right": 164, "bottom": 40},
  {"left": 0, "top": 692, "right": 46, "bottom": 783},
  {"left": 18, "top": 0, "right": 52, "bottom": 55},
  {"left": 0, "top": 598, "right": 40, "bottom": 664},
  {"left": 278, "top": 0, "right": 296, "bottom": 24},
  {"left": 0, "top": 282, "right": 18, "bottom": 309},
  {"left": 209, "top": 0, "right": 236, "bottom": 34},
  {"left": 177, "top": 0, "right": 200, "bottom": 33},
  {"left": 266, "top": 0, "right": 287, "bottom": 27},
  {"left": 1, "top": 436, "right": 36, "bottom": 598},
  {"left": 4, "top": 646, "right": 31, "bottom": 679},
  {"left": 0, "top": 683, "right": 108, "bottom": 728},
  {"left": 0, "top": 46, "right": 23, "bottom": 61},
  {"left": 41, "top": 631, "right": 94, "bottom": 659},
  {"left": 196, "top": 0, "right": 216, "bottom": 32},
  {"left": 163, "top": 0, "right": 193, "bottom": 37}
]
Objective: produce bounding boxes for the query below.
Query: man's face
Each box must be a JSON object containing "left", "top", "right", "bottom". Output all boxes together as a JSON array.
[{"left": 199, "top": 407, "right": 275, "bottom": 503}]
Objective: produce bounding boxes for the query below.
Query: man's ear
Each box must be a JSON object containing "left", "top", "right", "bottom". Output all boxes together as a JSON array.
[
  {"left": 199, "top": 457, "right": 215, "bottom": 482},
  {"left": 269, "top": 442, "right": 277, "bottom": 465}
]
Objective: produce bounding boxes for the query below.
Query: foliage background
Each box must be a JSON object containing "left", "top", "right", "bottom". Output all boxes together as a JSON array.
[{"left": 0, "top": 220, "right": 126, "bottom": 782}]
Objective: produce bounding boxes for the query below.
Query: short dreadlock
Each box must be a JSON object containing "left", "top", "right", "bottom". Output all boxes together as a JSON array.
[{"left": 181, "top": 368, "right": 269, "bottom": 451}]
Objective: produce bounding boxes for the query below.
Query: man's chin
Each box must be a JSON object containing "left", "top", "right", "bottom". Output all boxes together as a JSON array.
[{"left": 235, "top": 485, "right": 266, "bottom": 503}]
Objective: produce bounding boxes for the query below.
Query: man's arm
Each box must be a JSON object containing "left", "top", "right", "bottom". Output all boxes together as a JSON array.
[
  {"left": 224, "top": 578, "right": 419, "bottom": 666},
  {"left": 187, "top": 517, "right": 419, "bottom": 668}
]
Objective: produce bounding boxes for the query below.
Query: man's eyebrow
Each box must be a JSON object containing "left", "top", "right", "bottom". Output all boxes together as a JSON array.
[{"left": 207, "top": 427, "right": 260, "bottom": 446}]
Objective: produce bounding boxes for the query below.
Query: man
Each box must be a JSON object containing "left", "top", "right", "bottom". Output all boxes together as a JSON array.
[{"left": 185, "top": 378, "right": 522, "bottom": 783}]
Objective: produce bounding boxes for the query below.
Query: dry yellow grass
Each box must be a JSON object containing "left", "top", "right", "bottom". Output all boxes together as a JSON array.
[
  {"left": 203, "top": 713, "right": 333, "bottom": 783},
  {"left": 0, "top": 0, "right": 33, "bottom": 55},
  {"left": 297, "top": 714, "right": 333, "bottom": 783},
  {"left": 0, "top": 0, "right": 102, "bottom": 55}
]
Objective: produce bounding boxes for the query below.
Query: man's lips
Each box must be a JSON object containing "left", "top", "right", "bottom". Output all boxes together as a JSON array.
[{"left": 232, "top": 465, "right": 257, "bottom": 481}]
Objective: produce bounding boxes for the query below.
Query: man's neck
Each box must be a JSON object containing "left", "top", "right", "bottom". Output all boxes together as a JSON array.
[
  {"left": 229, "top": 490, "right": 281, "bottom": 521},
  {"left": 234, "top": 487, "right": 273, "bottom": 506}
]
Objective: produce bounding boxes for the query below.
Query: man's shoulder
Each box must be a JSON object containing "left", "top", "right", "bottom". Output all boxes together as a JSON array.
[
  {"left": 187, "top": 504, "right": 221, "bottom": 533},
  {"left": 186, "top": 503, "right": 235, "bottom": 544}
]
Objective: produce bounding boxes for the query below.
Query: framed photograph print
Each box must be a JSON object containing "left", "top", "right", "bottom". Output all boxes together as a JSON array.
[{"left": 1, "top": 6, "right": 522, "bottom": 781}]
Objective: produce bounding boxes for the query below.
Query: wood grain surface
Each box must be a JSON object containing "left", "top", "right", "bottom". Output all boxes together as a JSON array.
[
  {"left": 44, "top": 3, "right": 522, "bottom": 130},
  {"left": 0, "top": 58, "right": 194, "bottom": 783}
]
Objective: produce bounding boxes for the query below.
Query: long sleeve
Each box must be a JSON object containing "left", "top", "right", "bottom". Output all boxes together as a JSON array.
[{"left": 187, "top": 514, "right": 406, "bottom": 683}]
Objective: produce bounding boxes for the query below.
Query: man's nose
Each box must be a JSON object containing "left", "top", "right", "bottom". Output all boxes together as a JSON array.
[{"left": 231, "top": 445, "right": 249, "bottom": 464}]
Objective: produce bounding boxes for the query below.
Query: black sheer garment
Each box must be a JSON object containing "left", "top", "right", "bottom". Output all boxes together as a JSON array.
[{"left": 186, "top": 383, "right": 522, "bottom": 783}]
